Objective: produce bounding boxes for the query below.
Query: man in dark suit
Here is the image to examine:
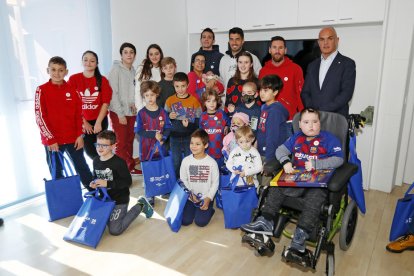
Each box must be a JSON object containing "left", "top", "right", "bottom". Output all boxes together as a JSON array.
[{"left": 301, "top": 27, "right": 356, "bottom": 117}]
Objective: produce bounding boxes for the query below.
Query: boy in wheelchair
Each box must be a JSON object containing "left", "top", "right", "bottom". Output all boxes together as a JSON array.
[{"left": 241, "top": 108, "right": 344, "bottom": 264}]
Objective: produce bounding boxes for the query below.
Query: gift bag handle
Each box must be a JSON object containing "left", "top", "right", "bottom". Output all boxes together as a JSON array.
[
  {"left": 51, "top": 151, "right": 75, "bottom": 179},
  {"left": 228, "top": 165, "right": 249, "bottom": 191},
  {"left": 84, "top": 187, "right": 113, "bottom": 202},
  {"left": 177, "top": 179, "right": 204, "bottom": 207},
  {"left": 148, "top": 141, "right": 165, "bottom": 161},
  {"left": 404, "top": 182, "right": 414, "bottom": 197},
  {"left": 348, "top": 135, "right": 357, "bottom": 158}
]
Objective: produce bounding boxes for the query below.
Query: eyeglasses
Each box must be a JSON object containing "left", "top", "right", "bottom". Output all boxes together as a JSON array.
[{"left": 94, "top": 143, "right": 112, "bottom": 149}]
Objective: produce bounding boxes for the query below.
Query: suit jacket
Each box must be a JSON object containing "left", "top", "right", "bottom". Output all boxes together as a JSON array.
[{"left": 301, "top": 52, "right": 356, "bottom": 117}]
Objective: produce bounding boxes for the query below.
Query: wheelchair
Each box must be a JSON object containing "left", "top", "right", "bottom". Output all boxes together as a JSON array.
[{"left": 241, "top": 111, "right": 365, "bottom": 275}]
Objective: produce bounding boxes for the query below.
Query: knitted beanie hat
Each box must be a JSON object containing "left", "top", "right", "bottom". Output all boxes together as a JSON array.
[{"left": 232, "top": 112, "right": 249, "bottom": 125}]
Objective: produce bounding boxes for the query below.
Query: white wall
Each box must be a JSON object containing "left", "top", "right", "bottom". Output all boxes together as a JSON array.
[
  {"left": 370, "top": 0, "right": 414, "bottom": 192},
  {"left": 110, "top": 0, "right": 414, "bottom": 193},
  {"left": 190, "top": 25, "right": 383, "bottom": 190},
  {"left": 109, "top": 0, "right": 188, "bottom": 72}
]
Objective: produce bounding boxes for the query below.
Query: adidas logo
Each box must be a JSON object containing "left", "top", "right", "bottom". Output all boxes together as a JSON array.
[{"left": 80, "top": 88, "right": 99, "bottom": 104}]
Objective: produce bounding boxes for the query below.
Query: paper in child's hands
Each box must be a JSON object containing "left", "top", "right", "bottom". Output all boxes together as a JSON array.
[
  {"left": 172, "top": 102, "right": 186, "bottom": 119},
  {"left": 186, "top": 107, "right": 196, "bottom": 123}
]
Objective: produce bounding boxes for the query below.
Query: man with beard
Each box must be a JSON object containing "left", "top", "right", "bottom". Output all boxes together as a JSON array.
[
  {"left": 219, "top": 27, "right": 262, "bottom": 89},
  {"left": 259, "top": 36, "right": 304, "bottom": 120}
]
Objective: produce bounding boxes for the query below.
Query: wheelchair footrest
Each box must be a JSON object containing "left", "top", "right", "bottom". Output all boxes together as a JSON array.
[
  {"left": 282, "top": 246, "right": 314, "bottom": 268},
  {"left": 242, "top": 233, "right": 275, "bottom": 256}
]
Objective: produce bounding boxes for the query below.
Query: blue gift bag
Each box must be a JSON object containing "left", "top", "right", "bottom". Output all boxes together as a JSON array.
[
  {"left": 164, "top": 180, "right": 189, "bottom": 232},
  {"left": 64, "top": 188, "right": 115, "bottom": 248},
  {"left": 216, "top": 173, "right": 231, "bottom": 209},
  {"left": 389, "top": 182, "right": 414, "bottom": 241},
  {"left": 141, "top": 142, "right": 176, "bottom": 197},
  {"left": 348, "top": 134, "right": 366, "bottom": 214},
  {"left": 45, "top": 151, "right": 83, "bottom": 221},
  {"left": 221, "top": 166, "right": 258, "bottom": 229}
]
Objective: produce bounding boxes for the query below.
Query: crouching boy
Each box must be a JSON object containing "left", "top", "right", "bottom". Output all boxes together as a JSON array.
[{"left": 90, "top": 130, "right": 154, "bottom": 235}]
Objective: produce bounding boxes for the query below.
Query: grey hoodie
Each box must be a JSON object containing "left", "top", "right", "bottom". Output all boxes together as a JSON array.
[{"left": 108, "top": 60, "right": 136, "bottom": 117}]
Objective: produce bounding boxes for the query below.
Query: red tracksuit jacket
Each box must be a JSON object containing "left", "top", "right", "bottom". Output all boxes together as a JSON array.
[{"left": 35, "top": 80, "right": 83, "bottom": 146}]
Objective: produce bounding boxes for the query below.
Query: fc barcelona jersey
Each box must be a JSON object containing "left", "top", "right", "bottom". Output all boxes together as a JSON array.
[
  {"left": 283, "top": 131, "right": 343, "bottom": 168},
  {"left": 199, "top": 110, "right": 229, "bottom": 159}
]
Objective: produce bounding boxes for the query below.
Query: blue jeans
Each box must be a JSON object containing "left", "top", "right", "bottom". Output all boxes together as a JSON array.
[
  {"left": 45, "top": 144, "right": 93, "bottom": 191},
  {"left": 182, "top": 200, "right": 215, "bottom": 227},
  {"left": 170, "top": 136, "right": 191, "bottom": 179}
]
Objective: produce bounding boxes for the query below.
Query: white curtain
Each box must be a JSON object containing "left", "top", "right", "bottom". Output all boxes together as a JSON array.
[{"left": 0, "top": 0, "right": 112, "bottom": 207}]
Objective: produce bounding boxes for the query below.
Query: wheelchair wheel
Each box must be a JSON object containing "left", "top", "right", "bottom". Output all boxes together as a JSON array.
[
  {"left": 326, "top": 254, "right": 335, "bottom": 276},
  {"left": 339, "top": 200, "right": 358, "bottom": 250},
  {"left": 255, "top": 247, "right": 267, "bottom": 257}
]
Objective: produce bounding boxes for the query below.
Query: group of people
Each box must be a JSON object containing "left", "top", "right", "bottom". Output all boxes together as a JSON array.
[{"left": 35, "top": 24, "right": 357, "bottom": 254}]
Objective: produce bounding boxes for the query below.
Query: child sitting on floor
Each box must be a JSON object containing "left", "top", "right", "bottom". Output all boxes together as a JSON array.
[{"left": 180, "top": 129, "right": 219, "bottom": 227}]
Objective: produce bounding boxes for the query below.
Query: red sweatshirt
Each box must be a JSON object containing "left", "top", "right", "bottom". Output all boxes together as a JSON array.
[
  {"left": 35, "top": 80, "right": 83, "bottom": 146},
  {"left": 68, "top": 73, "right": 112, "bottom": 120},
  {"left": 259, "top": 57, "right": 304, "bottom": 120}
]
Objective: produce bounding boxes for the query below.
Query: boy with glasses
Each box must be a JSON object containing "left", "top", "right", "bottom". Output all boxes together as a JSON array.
[{"left": 90, "top": 130, "right": 153, "bottom": 236}]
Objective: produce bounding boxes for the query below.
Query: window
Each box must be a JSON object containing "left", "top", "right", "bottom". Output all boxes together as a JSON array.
[{"left": 0, "top": 0, "right": 111, "bottom": 208}]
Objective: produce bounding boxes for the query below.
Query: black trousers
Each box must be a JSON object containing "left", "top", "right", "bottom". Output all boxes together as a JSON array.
[
  {"left": 261, "top": 186, "right": 328, "bottom": 233},
  {"left": 83, "top": 116, "right": 109, "bottom": 160}
]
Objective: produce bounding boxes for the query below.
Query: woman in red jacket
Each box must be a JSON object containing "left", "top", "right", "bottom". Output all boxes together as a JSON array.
[{"left": 69, "top": 50, "right": 113, "bottom": 160}]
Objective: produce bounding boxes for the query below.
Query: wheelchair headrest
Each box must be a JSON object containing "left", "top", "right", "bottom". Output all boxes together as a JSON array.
[{"left": 292, "top": 111, "right": 348, "bottom": 152}]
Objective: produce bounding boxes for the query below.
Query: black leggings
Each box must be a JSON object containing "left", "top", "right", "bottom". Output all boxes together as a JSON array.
[{"left": 83, "top": 116, "right": 109, "bottom": 160}]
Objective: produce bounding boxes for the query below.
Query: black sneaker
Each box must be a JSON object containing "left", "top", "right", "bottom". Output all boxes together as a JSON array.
[{"left": 240, "top": 216, "right": 274, "bottom": 235}]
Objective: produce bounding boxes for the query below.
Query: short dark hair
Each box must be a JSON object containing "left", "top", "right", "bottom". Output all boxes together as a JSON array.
[
  {"left": 173, "top": 72, "right": 189, "bottom": 84},
  {"left": 270, "top": 36, "right": 286, "bottom": 47},
  {"left": 201, "top": 28, "right": 215, "bottom": 40},
  {"left": 140, "top": 80, "right": 161, "bottom": 96},
  {"left": 191, "top": 129, "right": 209, "bottom": 146},
  {"left": 191, "top": 52, "right": 206, "bottom": 68},
  {"left": 229, "top": 27, "right": 244, "bottom": 39},
  {"left": 119, "top": 42, "right": 136, "bottom": 55},
  {"left": 259, "top": 75, "right": 284, "bottom": 92},
  {"left": 300, "top": 108, "right": 321, "bottom": 120},
  {"left": 97, "top": 130, "right": 116, "bottom": 145},
  {"left": 48, "top": 56, "right": 67, "bottom": 68}
]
